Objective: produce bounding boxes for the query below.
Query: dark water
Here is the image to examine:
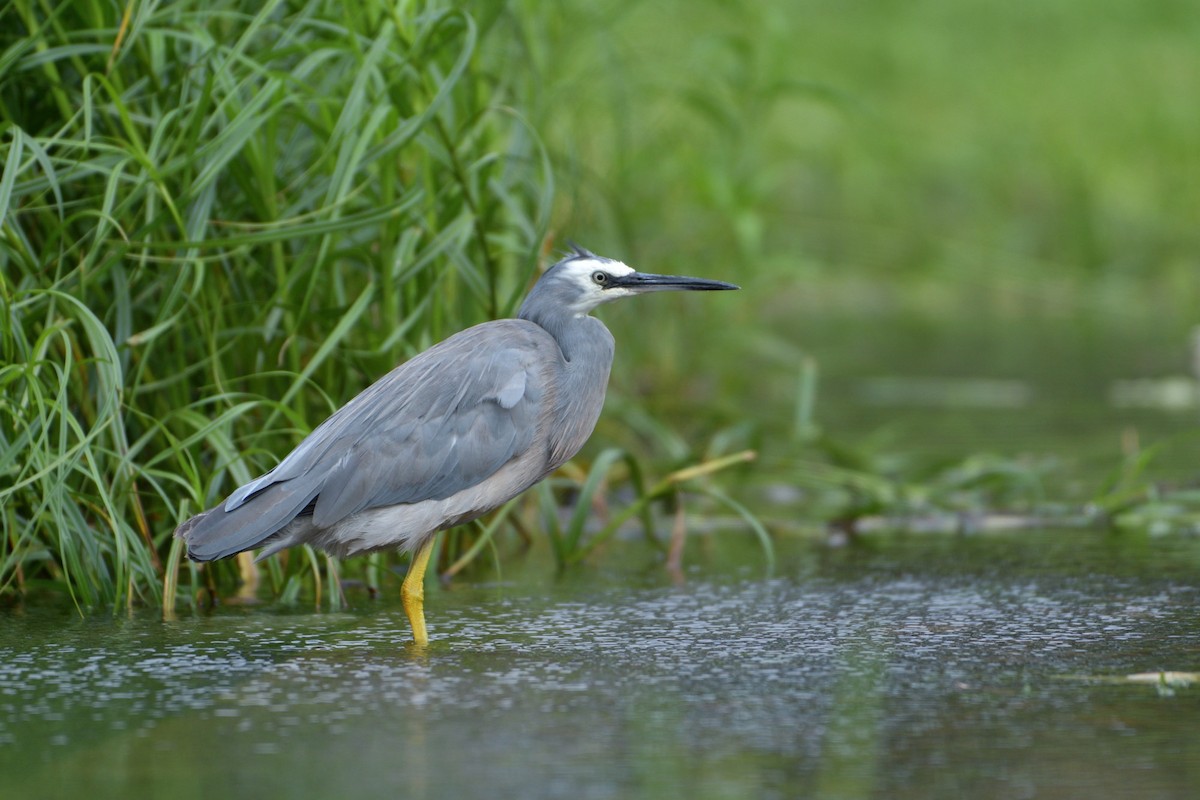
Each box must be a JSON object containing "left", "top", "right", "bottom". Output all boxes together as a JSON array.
[
  {"left": 779, "top": 312, "right": 1200, "bottom": 488},
  {"left": 3, "top": 531, "right": 1199, "bottom": 799}
]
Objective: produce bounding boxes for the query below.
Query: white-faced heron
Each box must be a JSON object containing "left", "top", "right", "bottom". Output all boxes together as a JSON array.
[{"left": 176, "top": 245, "right": 737, "bottom": 644}]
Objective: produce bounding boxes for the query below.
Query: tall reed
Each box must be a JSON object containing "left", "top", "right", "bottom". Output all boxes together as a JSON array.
[{"left": 1, "top": 0, "right": 553, "bottom": 609}]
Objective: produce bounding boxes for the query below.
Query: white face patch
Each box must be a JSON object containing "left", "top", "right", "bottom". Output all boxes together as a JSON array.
[{"left": 559, "top": 258, "right": 637, "bottom": 314}]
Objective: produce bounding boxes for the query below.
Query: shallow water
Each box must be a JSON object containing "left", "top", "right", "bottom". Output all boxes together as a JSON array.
[{"left": 3, "top": 531, "right": 1199, "bottom": 799}]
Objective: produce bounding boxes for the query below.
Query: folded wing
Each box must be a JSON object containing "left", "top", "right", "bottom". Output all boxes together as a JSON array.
[{"left": 179, "top": 320, "right": 557, "bottom": 561}]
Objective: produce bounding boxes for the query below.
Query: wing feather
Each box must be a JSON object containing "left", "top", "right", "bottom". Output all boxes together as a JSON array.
[{"left": 181, "top": 319, "right": 560, "bottom": 559}]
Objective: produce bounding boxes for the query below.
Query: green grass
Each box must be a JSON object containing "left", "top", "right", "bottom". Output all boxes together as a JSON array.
[
  {"left": 0, "top": 0, "right": 765, "bottom": 612},
  {"left": 0, "top": 0, "right": 564, "bottom": 610}
]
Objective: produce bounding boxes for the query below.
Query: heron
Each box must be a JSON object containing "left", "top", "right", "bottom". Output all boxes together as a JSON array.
[{"left": 176, "top": 244, "right": 737, "bottom": 644}]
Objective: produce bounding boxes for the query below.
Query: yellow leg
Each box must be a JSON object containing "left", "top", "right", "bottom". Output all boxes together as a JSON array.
[{"left": 401, "top": 537, "right": 437, "bottom": 646}]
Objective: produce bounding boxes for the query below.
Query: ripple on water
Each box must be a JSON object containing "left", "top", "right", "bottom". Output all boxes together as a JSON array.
[{"left": 1, "top": 542, "right": 1198, "bottom": 798}]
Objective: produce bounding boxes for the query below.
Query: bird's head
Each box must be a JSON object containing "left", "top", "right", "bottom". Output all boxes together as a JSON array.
[{"left": 522, "top": 243, "right": 739, "bottom": 320}]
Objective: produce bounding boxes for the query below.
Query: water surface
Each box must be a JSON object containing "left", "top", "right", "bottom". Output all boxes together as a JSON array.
[{"left": 3, "top": 531, "right": 1198, "bottom": 799}]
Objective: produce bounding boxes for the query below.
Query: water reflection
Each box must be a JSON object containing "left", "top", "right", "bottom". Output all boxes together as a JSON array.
[{"left": 2, "top": 531, "right": 1198, "bottom": 799}]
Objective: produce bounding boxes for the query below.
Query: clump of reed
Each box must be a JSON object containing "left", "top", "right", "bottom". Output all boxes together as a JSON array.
[{"left": 1, "top": 0, "right": 558, "bottom": 610}]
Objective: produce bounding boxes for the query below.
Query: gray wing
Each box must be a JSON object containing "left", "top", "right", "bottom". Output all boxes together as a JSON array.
[{"left": 178, "top": 320, "right": 558, "bottom": 561}]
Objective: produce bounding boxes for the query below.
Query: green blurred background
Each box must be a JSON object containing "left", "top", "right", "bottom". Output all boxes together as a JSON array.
[{"left": 527, "top": 0, "right": 1200, "bottom": 487}]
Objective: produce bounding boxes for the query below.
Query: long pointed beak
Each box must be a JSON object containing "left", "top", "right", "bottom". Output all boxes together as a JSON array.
[{"left": 612, "top": 271, "right": 739, "bottom": 293}]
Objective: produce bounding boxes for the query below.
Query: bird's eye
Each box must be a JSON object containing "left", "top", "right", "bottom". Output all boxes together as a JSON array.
[{"left": 592, "top": 271, "right": 608, "bottom": 285}]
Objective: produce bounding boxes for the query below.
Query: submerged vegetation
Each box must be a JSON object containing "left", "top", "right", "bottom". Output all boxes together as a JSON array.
[{"left": 3, "top": 0, "right": 1199, "bottom": 612}]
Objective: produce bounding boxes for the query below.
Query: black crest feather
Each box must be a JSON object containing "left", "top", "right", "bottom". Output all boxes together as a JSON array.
[{"left": 566, "top": 241, "right": 598, "bottom": 260}]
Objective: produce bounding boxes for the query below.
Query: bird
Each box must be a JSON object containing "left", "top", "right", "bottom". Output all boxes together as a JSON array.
[{"left": 175, "top": 244, "right": 738, "bottom": 644}]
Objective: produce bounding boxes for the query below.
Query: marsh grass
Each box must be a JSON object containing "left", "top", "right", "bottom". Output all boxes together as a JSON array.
[
  {"left": 1, "top": 0, "right": 769, "bottom": 613},
  {"left": 1, "top": 0, "right": 560, "bottom": 610}
]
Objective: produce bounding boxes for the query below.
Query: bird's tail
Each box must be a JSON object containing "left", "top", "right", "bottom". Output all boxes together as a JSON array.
[
  {"left": 174, "top": 506, "right": 258, "bottom": 562},
  {"left": 175, "top": 479, "right": 316, "bottom": 562}
]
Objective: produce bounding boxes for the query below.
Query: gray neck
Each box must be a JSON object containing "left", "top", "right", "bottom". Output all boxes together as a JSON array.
[
  {"left": 519, "top": 302, "right": 615, "bottom": 468},
  {"left": 518, "top": 278, "right": 599, "bottom": 361},
  {"left": 519, "top": 302, "right": 588, "bottom": 362}
]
